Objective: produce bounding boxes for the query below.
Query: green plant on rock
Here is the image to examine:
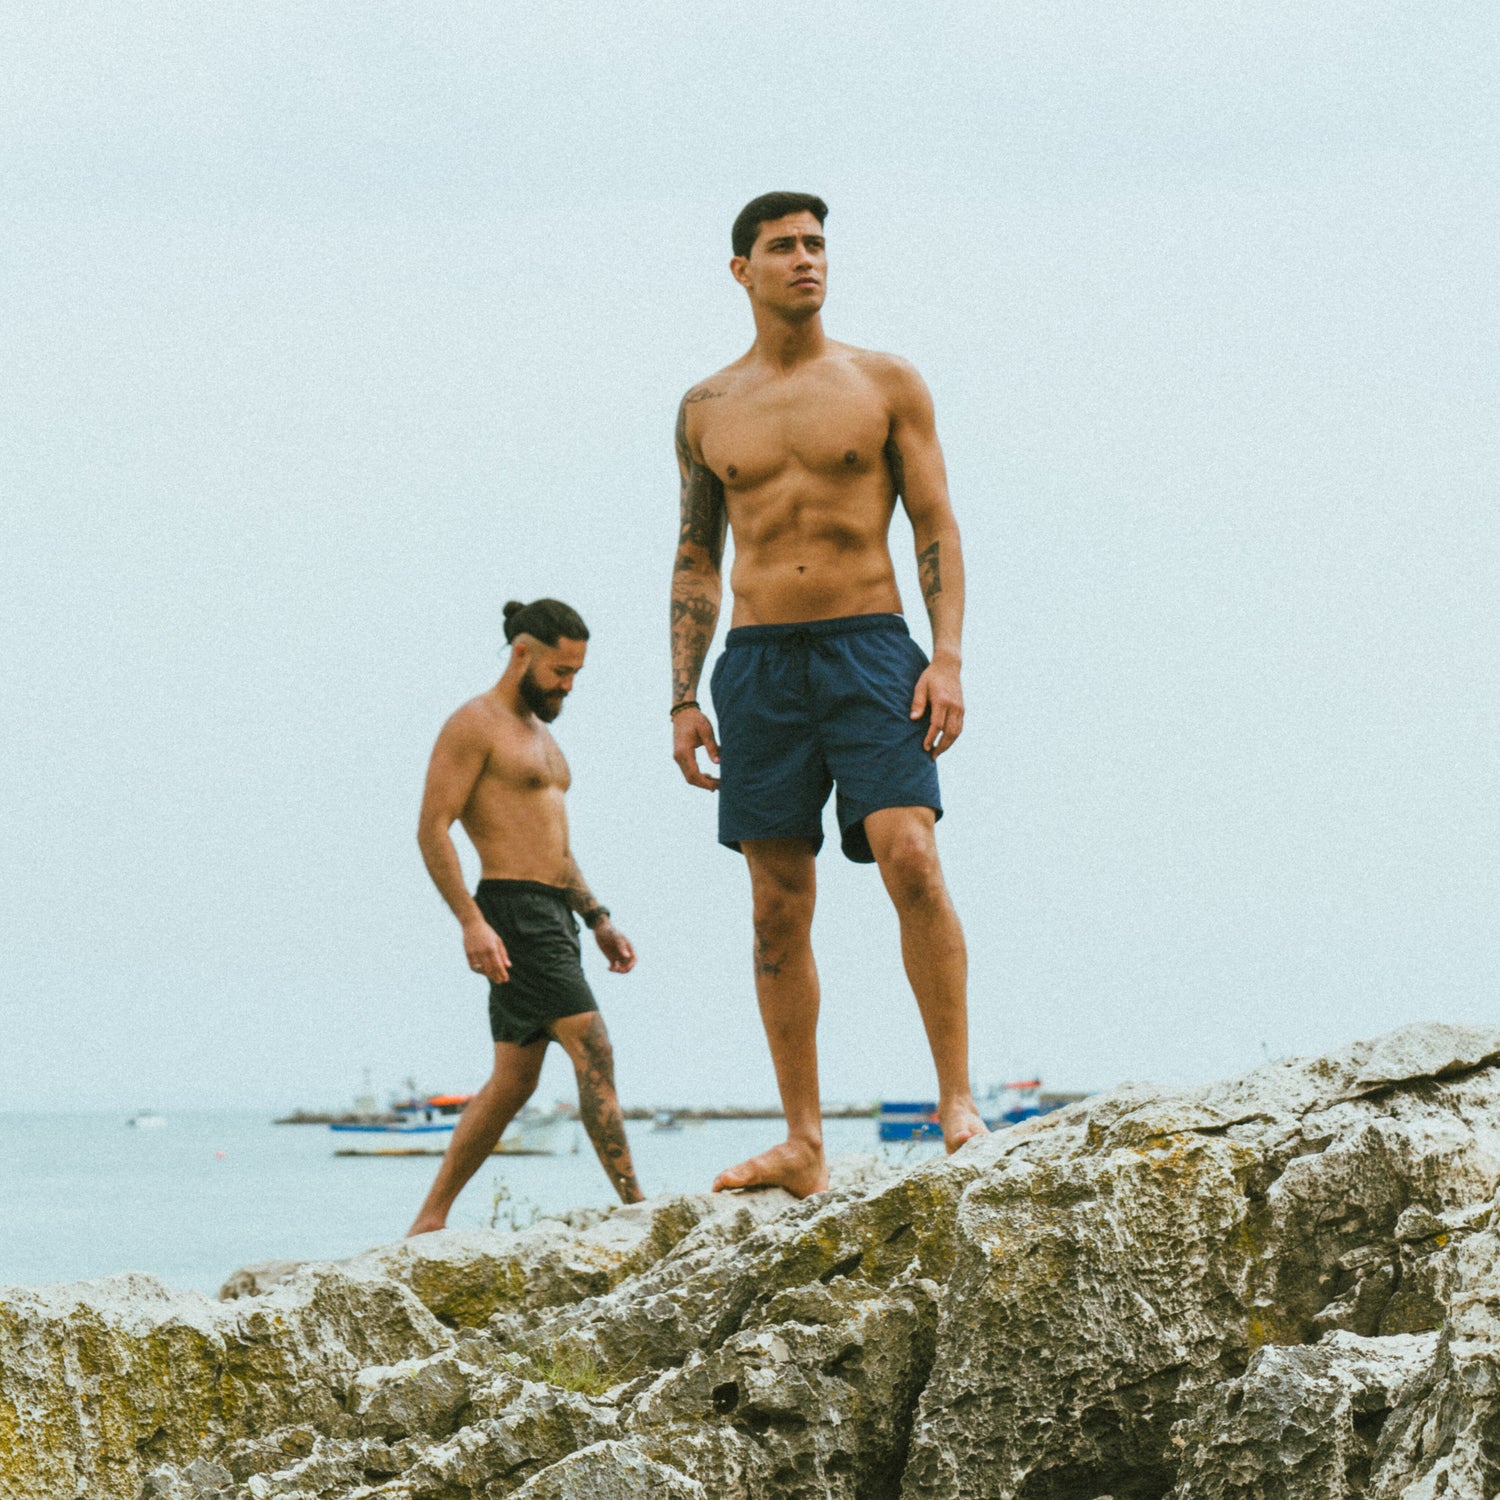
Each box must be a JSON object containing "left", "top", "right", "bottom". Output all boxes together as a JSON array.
[{"left": 522, "top": 1344, "right": 639, "bottom": 1398}]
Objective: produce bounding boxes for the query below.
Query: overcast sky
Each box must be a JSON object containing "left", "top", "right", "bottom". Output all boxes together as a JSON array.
[{"left": 3, "top": 1, "right": 1495, "bottom": 1115}]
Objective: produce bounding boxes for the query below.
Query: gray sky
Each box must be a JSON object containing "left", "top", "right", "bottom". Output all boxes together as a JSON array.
[{"left": 3, "top": 2, "right": 1495, "bottom": 1114}]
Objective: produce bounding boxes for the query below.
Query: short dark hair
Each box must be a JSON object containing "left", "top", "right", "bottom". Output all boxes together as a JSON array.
[
  {"left": 731, "top": 192, "right": 828, "bottom": 259},
  {"left": 502, "top": 598, "right": 589, "bottom": 646}
]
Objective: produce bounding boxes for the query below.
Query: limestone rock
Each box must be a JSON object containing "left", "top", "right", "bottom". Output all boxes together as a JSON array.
[
  {"left": 390, "top": 1379, "right": 618, "bottom": 1496},
  {"left": 348, "top": 1190, "right": 792, "bottom": 1329},
  {"left": 219, "top": 1262, "right": 306, "bottom": 1302},
  {"left": 9, "top": 1026, "right": 1500, "bottom": 1500},
  {"left": 0, "top": 1264, "right": 449, "bottom": 1500},
  {"left": 1167, "top": 1331, "right": 1438, "bottom": 1499},
  {"left": 517, "top": 1148, "right": 984, "bottom": 1378},
  {"left": 348, "top": 1351, "right": 489, "bottom": 1441},
  {"left": 625, "top": 1274, "right": 937, "bottom": 1498},
  {"left": 1367, "top": 1199, "right": 1500, "bottom": 1499},
  {"left": 510, "top": 1440, "right": 705, "bottom": 1498},
  {"left": 899, "top": 1023, "right": 1500, "bottom": 1498}
]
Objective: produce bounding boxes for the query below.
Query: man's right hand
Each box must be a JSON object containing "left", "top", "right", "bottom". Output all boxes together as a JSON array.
[
  {"left": 672, "top": 707, "right": 721, "bottom": 791},
  {"left": 463, "top": 918, "right": 510, "bottom": 984}
]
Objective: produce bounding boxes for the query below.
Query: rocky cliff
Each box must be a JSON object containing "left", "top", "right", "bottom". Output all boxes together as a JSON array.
[{"left": 5, "top": 1023, "right": 1500, "bottom": 1499}]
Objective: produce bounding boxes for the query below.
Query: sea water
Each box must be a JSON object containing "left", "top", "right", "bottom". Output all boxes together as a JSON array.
[{"left": 0, "top": 1112, "right": 940, "bottom": 1294}]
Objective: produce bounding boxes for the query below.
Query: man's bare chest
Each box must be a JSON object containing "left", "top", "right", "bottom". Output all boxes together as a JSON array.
[
  {"left": 699, "top": 378, "right": 892, "bottom": 490},
  {"left": 481, "top": 727, "right": 570, "bottom": 796}
]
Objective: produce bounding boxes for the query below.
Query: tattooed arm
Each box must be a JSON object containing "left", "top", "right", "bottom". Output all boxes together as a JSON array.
[
  {"left": 560, "top": 852, "right": 635, "bottom": 973},
  {"left": 670, "top": 385, "right": 729, "bottom": 790},
  {"left": 883, "top": 358, "right": 966, "bottom": 756}
]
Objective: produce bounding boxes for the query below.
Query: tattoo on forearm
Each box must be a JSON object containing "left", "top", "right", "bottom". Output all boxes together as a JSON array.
[
  {"left": 573, "top": 1017, "right": 641, "bottom": 1203},
  {"left": 884, "top": 434, "right": 906, "bottom": 499},
  {"left": 918, "top": 540, "right": 942, "bottom": 609},
  {"left": 671, "top": 590, "right": 717, "bottom": 703}
]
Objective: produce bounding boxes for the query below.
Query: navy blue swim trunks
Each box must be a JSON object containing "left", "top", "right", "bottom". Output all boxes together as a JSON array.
[{"left": 708, "top": 613, "right": 943, "bottom": 863}]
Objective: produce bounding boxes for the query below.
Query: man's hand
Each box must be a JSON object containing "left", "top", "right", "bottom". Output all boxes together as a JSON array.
[
  {"left": 463, "top": 917, "right": 510, "bottom": 984},
  {"left": 593, "top": 920, "right": 637, "bottom": 974},
  {"left": 672, "top": 707, "right": 721, "bottom": 790},
  {"left": 910, "top": 656, "right": 965, "bottom": 757}
]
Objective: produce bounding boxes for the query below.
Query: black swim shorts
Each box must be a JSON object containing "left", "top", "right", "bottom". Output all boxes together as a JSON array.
[
  {"left": 709, "top": 612, "right": 943, "bottom": 863},
  {"left": 473, "top": 880, "right": 598, "bottom": 1046}
]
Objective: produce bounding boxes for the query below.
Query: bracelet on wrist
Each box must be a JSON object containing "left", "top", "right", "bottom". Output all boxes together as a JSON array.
[
  {"left": 582, "top": 905, "right": 611, "bottom": 929},
  {"left": 669, "top": 700, "right": 699, "bottom": 718}
]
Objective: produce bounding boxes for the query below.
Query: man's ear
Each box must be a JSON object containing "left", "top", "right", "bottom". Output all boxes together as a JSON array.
[{"left": 730, "top": 255, "right": 751, "bottom": 288}]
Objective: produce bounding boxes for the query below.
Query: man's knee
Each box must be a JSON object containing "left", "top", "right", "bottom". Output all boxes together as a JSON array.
[
  {"left": 489, "top": 1044, "right": 545, "bottom": 1099},
  {"left": 878, "top": 833, "right": 947, "bottom": 910},
  {"left": 558, "top": 1014, "right": 614, "bottom": 1077},
  {"left": 751, "top": 876, "right": 815, "bottom": 946}
]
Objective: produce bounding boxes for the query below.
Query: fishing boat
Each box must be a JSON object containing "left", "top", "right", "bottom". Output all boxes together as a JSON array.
[
  {"left": 330, "top": 1093, "right": 469, "bottom": 1138},
  {"left": 878, "top": 1079, "right": 1046, "bottom": 1142},
  {"left": 331, "top": 1097, "right": 572, "bottom": 1157}
]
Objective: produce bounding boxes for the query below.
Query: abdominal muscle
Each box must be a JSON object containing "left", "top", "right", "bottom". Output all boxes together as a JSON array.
[
  {"left": 461, "top": 786, "right": 572, "bottom": 887},
  {"left": 725, "top": 480, "right": 905, "bottom": 627}
]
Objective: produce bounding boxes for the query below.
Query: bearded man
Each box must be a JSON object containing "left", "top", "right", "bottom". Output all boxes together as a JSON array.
[{"left": 408, "top": 598, "right": 642, "bottom": 1233}]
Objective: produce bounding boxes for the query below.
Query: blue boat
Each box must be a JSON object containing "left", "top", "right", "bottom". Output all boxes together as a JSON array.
[
  {"left": 329, "top": 1092, "right": 471, "bottom": 1136},
  {"left": 878, "top": 1080, "right": 1046, "bottom": 1141}
]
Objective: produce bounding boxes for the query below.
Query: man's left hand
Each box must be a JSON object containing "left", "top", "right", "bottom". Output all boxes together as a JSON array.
[
  {"left": 594, "top": 921, "right": 637, "bottom": 974},
  {"left": 910, "top": 657, "right": 965, "bottom": 757}
]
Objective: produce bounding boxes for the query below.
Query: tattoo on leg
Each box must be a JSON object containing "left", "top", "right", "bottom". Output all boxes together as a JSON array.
[
  {"left": 754, "top": 930, "right": 785, "bottom": 979},
  {"left": 918, "top": 540, "right": 942, "bottom": 607},
  {"left": 573, "top": 1018, "right": 641, "bottom": 1202}
]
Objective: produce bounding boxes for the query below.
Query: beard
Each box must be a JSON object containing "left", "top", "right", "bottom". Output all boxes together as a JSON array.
[{"left": 519, "top": 667, "right": 567, "bottom": 722}]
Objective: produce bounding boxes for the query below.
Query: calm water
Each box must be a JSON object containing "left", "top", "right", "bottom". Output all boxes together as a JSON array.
[{"left": 0, "top": 1112, "right": 937, "bottom": 1295}]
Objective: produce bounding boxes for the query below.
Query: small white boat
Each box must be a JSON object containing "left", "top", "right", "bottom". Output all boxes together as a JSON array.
[
  {"left": 127, "top": 1111, "right": 168, "bottom": 1129},
  {"left": 652, "top": 1109, "right": 683, "bottom": 1132}
]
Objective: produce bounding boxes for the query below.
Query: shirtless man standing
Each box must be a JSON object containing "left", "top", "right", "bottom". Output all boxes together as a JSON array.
[
  {"left": 670, "top": 192, "right": 987, "bottom": 1198},
  {"left": 408, "top": 599, "right": 643, "bottom": 1234}
]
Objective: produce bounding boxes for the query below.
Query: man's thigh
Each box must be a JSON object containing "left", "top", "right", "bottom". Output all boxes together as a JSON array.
[{"left": 490, "top": 1037, "right": 548, "bottom": 1091}]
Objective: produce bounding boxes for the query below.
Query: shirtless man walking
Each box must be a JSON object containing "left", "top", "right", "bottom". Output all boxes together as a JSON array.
[
  {"left": 408, "top": 599, "right": 643, "bottom": 1234},
  {"left": 670, "top": 191, "right": 987, "bottom": 1198}
]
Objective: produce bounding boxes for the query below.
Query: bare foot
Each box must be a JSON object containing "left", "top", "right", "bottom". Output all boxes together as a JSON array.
[
  {"left": 940, "top": 1097, "right": 989, "bottom": 1154},
  {"left": 406, "top": 1213, "right": 447, "bottom": 1237},
  {"left": 712, "top": 1139, "right": 829, "bottom": 1198}
]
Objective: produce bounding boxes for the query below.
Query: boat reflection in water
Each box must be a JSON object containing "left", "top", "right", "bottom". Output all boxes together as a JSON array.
[{"left": 330, "top": 1094, "right": 574, "bottom": 1157}]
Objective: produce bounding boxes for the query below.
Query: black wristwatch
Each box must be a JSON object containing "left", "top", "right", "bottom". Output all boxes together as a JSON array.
[{"left": 581, "top": 905, "right": 611, "bottom": 930}]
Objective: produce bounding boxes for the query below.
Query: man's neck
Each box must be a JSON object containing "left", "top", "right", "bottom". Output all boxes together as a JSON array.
[
  {"left": 490, "top": 673, "right": 531, "bottom": 722},
  {"left": 749, "top": 308, "right": 827, "bottom": 372}
]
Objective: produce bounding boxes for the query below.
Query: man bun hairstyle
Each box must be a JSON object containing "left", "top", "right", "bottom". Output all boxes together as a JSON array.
[
  {"left": 502, "top": 598, "right": 590, "bottom": 646},
  {"left": 732, "top": 191, "right": 829, "bottom": 259}
]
